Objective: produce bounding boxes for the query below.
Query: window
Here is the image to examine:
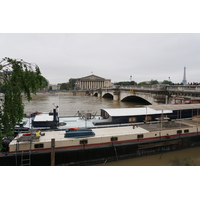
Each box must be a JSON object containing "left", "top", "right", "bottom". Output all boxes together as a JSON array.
[
  {"left": 129, "top": 117, "right": 136, "bottom": 123},
  {"left": 111, "top": 137, "right": 118, "bottom": 141},
  {"left": 145, "top": 116, "right": 152, "bottom": 121},
  {"left": 137, "top": 134, "right": 143, "bottom": 139},
  {"left": 184, "top": 129, "right": 189, "bottom": 133},
  {"left": 34, "top": 143, "right": 44, "bottom": 148},
  {"left": 80, "top": 140, "right": 88, "bottom": 144},
  {"left": 177, "top": 130, "right": 182, "bottom": 134}
]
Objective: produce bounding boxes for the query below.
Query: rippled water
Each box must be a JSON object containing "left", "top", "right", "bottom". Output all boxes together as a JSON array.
[{"left": 23, "top": 93, "right": 143, "bottom": 116}]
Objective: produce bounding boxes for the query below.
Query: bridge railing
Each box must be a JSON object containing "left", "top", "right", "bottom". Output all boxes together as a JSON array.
[
  {"left": 110, "top": 84, "right": 169, "bottom": 91},
  {"left": 107, "top": 84, "right": 200, "bottom": 92},
  {"left": 167, "top": 85, "right": 200, "bottom": 92}
]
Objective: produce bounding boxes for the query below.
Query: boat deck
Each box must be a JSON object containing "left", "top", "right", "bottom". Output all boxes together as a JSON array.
[
  {"left": 15, "top": 116, "right": 200, "bottom": 143},
  {"left": 140, "top": 119, "right": 200, "bottom": 132}
]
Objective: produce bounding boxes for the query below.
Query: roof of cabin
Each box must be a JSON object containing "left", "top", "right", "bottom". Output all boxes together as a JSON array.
[
  {"left": 101, "top": 104, "right": 200, "bottom": 117},
  {"left": 148, "top": 103, "right": 200, "bottom": 111},
  {"left": 34, "top": 113, "right": 53, "bottom": 122},
  {"left": 101, "top": 107, "right": 172, "bottom": 117}
]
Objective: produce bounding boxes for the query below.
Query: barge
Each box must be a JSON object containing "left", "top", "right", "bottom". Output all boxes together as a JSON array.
[
  {"left": 20, "top": 103, "right": 200, "bottom": 130},
  {"left": 1, "top": 104, "right": 200, "bottom": 166}
]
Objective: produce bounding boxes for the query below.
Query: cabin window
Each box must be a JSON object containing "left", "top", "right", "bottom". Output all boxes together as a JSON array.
[
  {"left": 177, "top": 130, "right": 182, "bottom": 134},
  {"left": 34, "top": 143, "right": 44, "bottom": 148},
  {"left": 80, "top": 140, "right": 88, "bottom": 145},
  {"left": 129, "top": 117, "right": 136, "bottom": 123},
  {"left": 111, "top": 137, "right": 118, "bottom": 141},
  {"left": 145, "top": 116, "right": 152, "bottom": 121},
  {"left": 137, "top": 134, "right": 143, "bottom": 139},
  {"left": 184, "top": 129, "right": 189, "bottom": 133}
]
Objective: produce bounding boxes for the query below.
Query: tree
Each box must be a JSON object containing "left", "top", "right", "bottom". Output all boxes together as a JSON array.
[
  {"left": 60, "top": 79, "right": 77, "bottom": 90},
  {"left": 39, "top": 76, "right": 49, "bottom": 89},
  {"left": 0, "top": 57, "right": 44, "bottom": 136},
  {"left": 150, "top": 79, "right": 159, "bottom": 85},
  {"left": 138, "top": 81, "right": 148, "bottom": 86},
  {"left": 114, "top": 81, "right": 137, "bottom": 86},
  {"left": 162, "top": 80, "right": 173, "bottom": 85},
  {"left": 60, "top": 83, "right": 68, "bottom": 90},
  {"left": 69, "top": 79, "right": 76, "bottom": 89}
]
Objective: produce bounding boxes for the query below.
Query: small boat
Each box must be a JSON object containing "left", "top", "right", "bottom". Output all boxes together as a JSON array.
[{"left": 65, "top": 128, "right": 95, "bottom": 138}]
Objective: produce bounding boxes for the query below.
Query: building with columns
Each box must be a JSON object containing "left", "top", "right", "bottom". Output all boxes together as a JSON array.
[{"left": 72, "top": 74, "right": 111, "bottom": 90}]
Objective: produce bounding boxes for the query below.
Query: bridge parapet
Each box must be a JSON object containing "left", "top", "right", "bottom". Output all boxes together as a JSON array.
[
  {"left": 104, "top": 84, "right": 200, "bottom": 92},
  {"left": 92, "top": 84, "right": 200, "bottom": 105},
  {"left": 167, "top": 85, "right": 200, "bottom": 92}
]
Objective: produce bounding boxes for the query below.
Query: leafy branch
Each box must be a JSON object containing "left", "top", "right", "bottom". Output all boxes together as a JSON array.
[{"left": 0, "top": 57, "right": 44, "bottom": 136}]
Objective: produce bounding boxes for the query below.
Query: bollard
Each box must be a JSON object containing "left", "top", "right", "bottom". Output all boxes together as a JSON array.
[{"left": 51, "top": 138, "right": 55, "bottom": 166}]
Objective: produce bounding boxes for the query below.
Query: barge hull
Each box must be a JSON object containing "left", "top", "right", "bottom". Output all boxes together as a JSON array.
[{"left": 1, "top": 135, "right": 200, "bottom": 166}]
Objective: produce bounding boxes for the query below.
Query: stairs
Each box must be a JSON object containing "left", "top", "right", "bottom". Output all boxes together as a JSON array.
[{"left": 21, "top": 151, "right": 31, "bottom": 166}]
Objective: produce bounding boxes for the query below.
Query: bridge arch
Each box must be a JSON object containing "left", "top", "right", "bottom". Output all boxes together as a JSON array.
[
  {"left": 99, "top": 88, "right": 158, "bottom": 104},
  {"left": 121, "top": 95, "right": 151, "bottom": 105},
  {"left": 102, "top": 93, "right": 113, "bottom": 99},
  {"left": 93, "top": 92, "right": 98, "bottom": 97}
]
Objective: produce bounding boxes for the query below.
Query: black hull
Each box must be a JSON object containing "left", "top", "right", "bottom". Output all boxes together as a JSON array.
[{"left": 1, "top": 135, "right": 200, "bottom": 166}]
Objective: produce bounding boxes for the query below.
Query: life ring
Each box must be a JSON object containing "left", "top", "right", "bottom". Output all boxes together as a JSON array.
[
  {"left": 23, "top": 133, "right": 32, "bottom": 136},
  {"left": 69, "top": 128, "right": 78, "bottom": 131}
]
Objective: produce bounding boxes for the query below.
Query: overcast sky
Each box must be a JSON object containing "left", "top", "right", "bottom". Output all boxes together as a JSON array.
[
  {"left": 1, "top": 1, "right": 200, "bottom": 85},
  {"left": 1, "top": 33, "right": 200, "bottom": 84}
]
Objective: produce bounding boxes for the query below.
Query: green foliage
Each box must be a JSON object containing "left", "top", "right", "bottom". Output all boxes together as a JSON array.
[
  {"left": 39, "top": 76, "right": 49, "bottom": 89},
  {"left": 114, "top": 81, "right": 137, "bottom": 86},
  {"left": 69, "top": 79, "right": 76, "bottom": 89},
  {"left": 60, "top": 79, "right": 77, "bottom": 90},
  {"left": 0, "top": 57, "right": 44, "bottom": 136},
  {"left": 138, "top": 80, "right": 159, "bottom": 85},
  {"left": 138, "top": 81, "right": 148, "bottom": 86},
  {"left": 49, "top": 85, "right": 52, "bottom": 91},
  {"left": 60, "top": 83, "right": 68, "bottom": 90},
  {"left": 150, "top": 79, "right": 159, "bottom": 85},
  {"left": 162, "top": 80, "right": 173, "bottom": 84}
]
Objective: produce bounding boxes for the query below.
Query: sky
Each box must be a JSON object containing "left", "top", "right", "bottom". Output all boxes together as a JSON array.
[
  {"left": 1, "top": 1, "right": 200, "bottom": 85},
  {"left": 1, "top": 33, "right": 200, "bottom": 85}
]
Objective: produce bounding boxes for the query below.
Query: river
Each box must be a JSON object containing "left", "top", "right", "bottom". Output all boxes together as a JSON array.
[{"left": 23, "top": 93, "right": 200, "bottom": 166}]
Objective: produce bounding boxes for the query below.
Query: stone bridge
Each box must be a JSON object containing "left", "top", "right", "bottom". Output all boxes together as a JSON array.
[{"left": 88, "top": 85, "right": 200, "bottom": 105}]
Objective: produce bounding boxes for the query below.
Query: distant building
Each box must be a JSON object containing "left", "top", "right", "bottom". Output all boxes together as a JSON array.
[{"left": 71, "top": 74, "right": 111, "bottom": 90}]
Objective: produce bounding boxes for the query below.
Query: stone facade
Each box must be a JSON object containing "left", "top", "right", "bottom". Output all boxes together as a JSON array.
[{"left": 73, "top": 75, "right": 111, "bottom": 90}]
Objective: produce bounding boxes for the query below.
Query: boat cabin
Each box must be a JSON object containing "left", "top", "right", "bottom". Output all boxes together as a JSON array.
[
  {"left": 93, "top": 104, "right": 200, "bottom": 125},
  {"left": 93, "top": 107, "right": 172, "bottom": 125}
]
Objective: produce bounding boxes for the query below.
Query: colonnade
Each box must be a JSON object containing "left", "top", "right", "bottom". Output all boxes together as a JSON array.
[{"left": 79, "top": 80, "right": 104, "bottom": 89}]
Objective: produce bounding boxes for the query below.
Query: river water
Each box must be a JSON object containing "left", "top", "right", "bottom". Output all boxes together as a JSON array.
[{"left": 23, "top": 93, "right": 200, "bottom": 166}]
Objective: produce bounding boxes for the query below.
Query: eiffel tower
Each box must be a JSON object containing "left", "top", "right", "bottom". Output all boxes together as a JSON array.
[{"left": 182, "top": 67, "right": 187, "bottom": 85}]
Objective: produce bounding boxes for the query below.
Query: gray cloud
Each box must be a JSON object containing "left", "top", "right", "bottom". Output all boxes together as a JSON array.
[{"left": 0, "top": 33, "right": 199, "bottom": 84}]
